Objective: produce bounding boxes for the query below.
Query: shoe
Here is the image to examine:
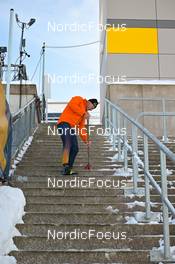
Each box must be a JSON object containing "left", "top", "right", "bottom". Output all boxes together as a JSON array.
[
  {"left": 62, "top": 165, "right": 78, "bottom": 175},
  {"left": 62, "top": 164, "right": 70, "bottom": 175},
  {"left": 68, "top": 169, "right": 78, "bottom": 175},
  {"left": 0, "top": 177, "right": 14, "bottom": 187}
]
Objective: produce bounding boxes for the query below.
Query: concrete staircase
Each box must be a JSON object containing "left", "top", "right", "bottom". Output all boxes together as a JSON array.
[{"left": 10, "top": 124, "right": 175, "bottom": 264}]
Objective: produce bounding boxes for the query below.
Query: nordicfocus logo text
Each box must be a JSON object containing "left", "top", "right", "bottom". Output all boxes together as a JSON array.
[
  {"left": 47, "top": 177, "right": 127, "bottom": 189},
  {"left": 48, "top": 125, "right": 126, "bottom": 137},
  {"left": 48, "top": 229, "right": 127, "bottom": 240}
]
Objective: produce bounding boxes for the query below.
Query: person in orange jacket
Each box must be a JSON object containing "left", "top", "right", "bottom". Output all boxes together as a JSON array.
[{"left": 57, "top": 96, "right": 99, "bottom": 175}]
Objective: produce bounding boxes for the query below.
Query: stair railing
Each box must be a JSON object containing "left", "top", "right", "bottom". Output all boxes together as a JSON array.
[
  {"left": 104, "top": 98, "right": 175, "bottom": 263},
  {"left": 12, "top": 97, "right": 39, "bottom": 158}
]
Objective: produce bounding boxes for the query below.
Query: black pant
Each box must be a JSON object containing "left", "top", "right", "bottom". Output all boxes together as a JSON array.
[{"left": 57, "top": 122, "right": 79, "bottom": 168}]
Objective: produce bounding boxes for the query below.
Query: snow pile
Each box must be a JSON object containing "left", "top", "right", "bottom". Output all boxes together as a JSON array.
[
  {"left": 166, "top": 169, "right": 173, "bottom": 176},
  {"left": 0, "top": 186, "right": 26, "bottom": 263},
  {"left": 125, "top": 214, "right": 161, "bottom": 225},
  {"left": 0, "top": 256, "right": 16, "bottom": 264},
  {"left": 169, "top": 217, "right": 175, "bottom": 224},
  {"left": 125, "top": 212, "right": 175, "bottom": 225},
  {"left": 125, "top": 216, "right": 138, "bottom": 224},
  {"left": 113, "top": 167, "right": 133, "bottom": 177},
  {"left": 97, "top": 168, "right": 116, "bottom": 171},
  {"left": 152, "top": 238, "right": 175, "bottom": 260},
  {"left": 111, "top": 152, "right": 124, "bottom": 162},
  {"left": 127, "top": 201, "right": 158, "bottom": 209},
  {"left": 106, "top": 146, "right": 118, "bottom": 151},
  {"left": 10, "top": 136, "right": 34, "bottom": 177},
  {"left": 138, "top": 150, "right": 144, "bottom": 155},
  {"left": 133, "top": 152, "right": 144, "bottom": 167},
  {"left": 105, "top": 206, "right": 119, "bottom": 214}
]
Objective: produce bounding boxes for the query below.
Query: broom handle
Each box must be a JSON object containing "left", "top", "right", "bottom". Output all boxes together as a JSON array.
[{"left": 87, "top": 117, "right": 90, "bottom": 164}]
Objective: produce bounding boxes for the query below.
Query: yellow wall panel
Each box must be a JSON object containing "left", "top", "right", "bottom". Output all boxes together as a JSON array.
[{"left": 107, "top": 27, "right": 158, "bottom": 54}]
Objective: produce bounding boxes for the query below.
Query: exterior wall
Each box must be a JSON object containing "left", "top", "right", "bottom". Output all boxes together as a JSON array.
[
  {"left": 105, "top": 0, "right": 175, "bottom": 80},
  {"left": 3, "top": 84, "right": 37, "bottom": 113},
  {"left": 99, "top": 0, "right": 175, "bottom": 128},
  {"left": 107, "top": 84, "right": 175, "bottom": 137}
]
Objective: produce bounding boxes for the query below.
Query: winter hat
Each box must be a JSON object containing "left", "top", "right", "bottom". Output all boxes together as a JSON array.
[{"left": 88, "top": 98, "right": 99, "bottom": 108}]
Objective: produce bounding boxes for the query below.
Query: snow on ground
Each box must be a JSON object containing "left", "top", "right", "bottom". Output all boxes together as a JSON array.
[
  {"left": 106, "top": 146, "right": 118, "bottom": 151},
  {"left": 166, "top": 169, "right": 173, "bottom": 176},
  {"left": 113, "top": 167, "right": 133, "bottom": 177},
  {"left": 0, "top": 256, "right": 16, "bottom": 264},
  {"left": 152, "top": 239, "right": 175, "bottom": 261},
  {"left": 138, "top": 150, "right": 144, "bottom": 155},
  {"left": 10, "top": 135, "right": 34, "bottom": 177},
  {"left": 110, "top": 152, "right": 124, "bottom": 162},
  {"left": 127, "top": 201, "right": 158, "bottom": 209},
  {"left": 0, "top": 186, "right": 26, "bottom": 264},
  {"left": 97, "top": 168, "right": 117, "bottom": 171},
  {"left": 105, "top": 206, "right": 119, "bottom": 214},
  {"left": 125, "top": 211, "right": 175, "bottom": 225},
  {"left": 125, "top": 216, "right": 138, "bottom": 224}
]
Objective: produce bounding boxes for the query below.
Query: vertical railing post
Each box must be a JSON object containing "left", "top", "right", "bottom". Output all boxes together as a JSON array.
[
  {"left": 132, "top": 125, "right": 138, "bottom": 194},
  {"left": 108, "top": 102, "right": 110, "bottom": 129},
  {"left": 123, "top": 118, "right": 128, "bottom": 171},
  {"left": 108, "top": 103, "right": 112, "bottom": 142},
  {"left": 143, "top": 134, "right": 151, "bottom": 219},
  {"left": 104, "top": 100, "right": 108, "bottom": 129},
  {"left": 32, "top": 101, "right": 36, "bottom": 130},
  {"left": 29, "top": 104, "right": 32, "bottom": 137},
  {"left": 160, "top": 150, "right": 171, "bottom": 259},
  {"left": 117, "top": 111, "right": 122, "bottom": 160},
  {"left": 112, "top": 107, "right": 117, "bottom": 151},
  {"left": 162, "top": 98, "right": 168, "bottom": 143},
  {"left": 42, "top": 42, "right": 46, "bottom": 122},
  {"left": 23, "top": 108, "right": 26, "bottom": 141}
]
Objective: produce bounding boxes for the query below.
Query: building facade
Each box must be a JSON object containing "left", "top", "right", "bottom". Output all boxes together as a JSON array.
[{"left": 99, "top": 0, "right": 175, "bottom": 135}]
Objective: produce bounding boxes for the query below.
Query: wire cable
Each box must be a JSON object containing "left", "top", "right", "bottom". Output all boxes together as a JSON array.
[
  {"left": 45, "top": 40, "right": 100, "bottom": 49},
  {"left": 31, "top": 50, "right": 43, "bottom": 81}
]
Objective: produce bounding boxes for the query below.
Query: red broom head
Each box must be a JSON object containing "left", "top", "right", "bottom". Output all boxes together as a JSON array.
[{"left": 84, "top": 163, "right": 92, "bottom": 170}]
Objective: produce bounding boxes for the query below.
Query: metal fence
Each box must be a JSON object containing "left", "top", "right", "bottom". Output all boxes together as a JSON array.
[
  {"left": 118, "top": 97, "right": 175, "bottom": 142},
  {"left": 136, "top": 111, "right": 175, "bottom": 143},
  {"left": 104, "top": 98, "right": 175, "bottom": 262},
  {"left": 12, "top": 98, "right": 38, "bottom": 158}
]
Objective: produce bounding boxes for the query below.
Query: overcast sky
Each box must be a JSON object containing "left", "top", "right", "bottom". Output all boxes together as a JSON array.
[{"left": 0, "top": 0, "right": 100, "bottom": 101}]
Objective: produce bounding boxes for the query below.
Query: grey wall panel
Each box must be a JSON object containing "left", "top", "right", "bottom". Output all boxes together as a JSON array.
[
  {"left": 159, "top": 55, "right": 175, "bottom": 78},
  {"left": 107, "top": 0, "right": 156, "bottom": 19},
  {"left": 157, "top": 0, "right": 175, "bottom": 20},
  {"left": 159, "top": 29, "right": 175, "bottom": 54},
  {"left": 107, "top": 54, "right": 159, "bottom": 79},
  {"left": 107, "top": 19, "right": 175, "bottom": 29}
]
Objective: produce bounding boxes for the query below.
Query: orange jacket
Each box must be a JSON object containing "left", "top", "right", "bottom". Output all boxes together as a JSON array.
[{"left": 57, "top": 96, "right": 88, "bottom": 143}]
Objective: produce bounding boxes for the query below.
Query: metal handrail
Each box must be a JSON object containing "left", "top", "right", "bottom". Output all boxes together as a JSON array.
[
  {"left": 12, "top": 98, "right": 38, "bottom": 158},
  {"left": 136, "top": 112, "right": 175, "bottom": 143},
  {"left": 13, "top": 97, "right": 36, "bottom": 119},
  {"left": 118, "top": 97, "right": 175, "bottom": 101},
  {"left": 105, "top": 98, "right": 175, "bottom": 162},
  {"left": 136, "top": 112, "right": 175, "bottom": 120},
  {"left": 117, "top": 97, "right": 175, "bottom": 142},
  {"left": 104, "top": 98, "right": 175, "bottom": 262}
]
